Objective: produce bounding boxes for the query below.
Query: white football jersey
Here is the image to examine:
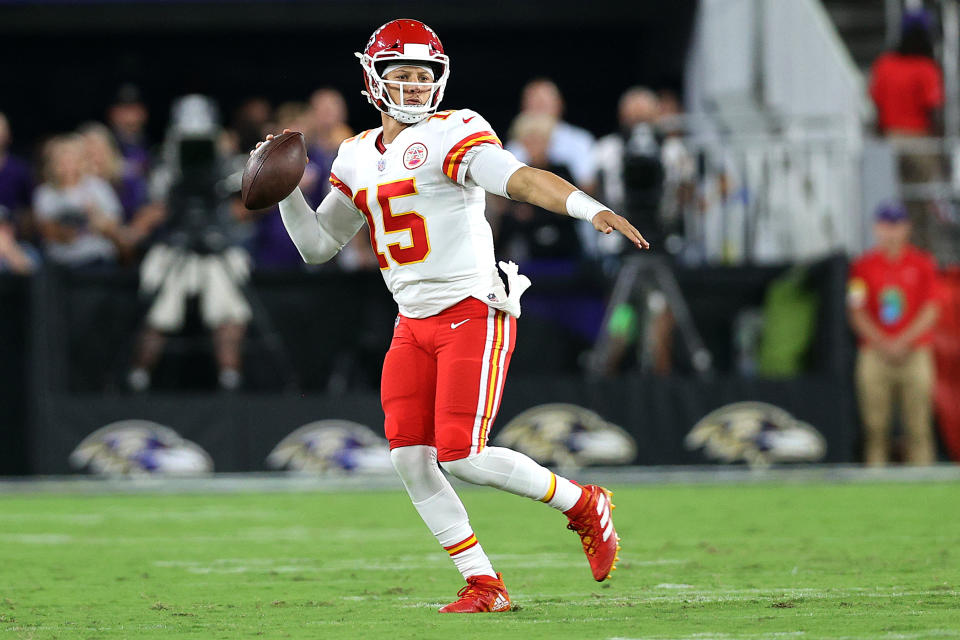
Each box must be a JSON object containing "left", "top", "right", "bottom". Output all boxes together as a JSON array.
[{"left": 328, "top": 109, "right": 514, "bottom": 319}]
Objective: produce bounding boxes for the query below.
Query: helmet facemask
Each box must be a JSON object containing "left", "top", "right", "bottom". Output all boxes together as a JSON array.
[{"left": 356, "top": 46, "right": 450, "bottom": 124}]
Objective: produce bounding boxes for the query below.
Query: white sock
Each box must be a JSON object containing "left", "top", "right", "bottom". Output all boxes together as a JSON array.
[
  {"left": 415, "top": 488, "right": 496, "bottom": 580},
  {"left": 440, "top": 446, "right": 584, "bottom": 513},
  {"left": 391, "top": 446, "right": 496, "bottom": 580}
]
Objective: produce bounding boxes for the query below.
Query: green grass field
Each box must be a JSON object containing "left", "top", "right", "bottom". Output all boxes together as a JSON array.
[{"left": 1, "top": 480, "right": 958, "bottom": 639}]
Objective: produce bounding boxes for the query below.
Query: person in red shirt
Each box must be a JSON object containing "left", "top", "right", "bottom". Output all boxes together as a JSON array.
[
  {"left": 848, "top": 202, "right": 940, "bottom": 465},
  {"left": 869, "top": 11, "right": 944, "bottom": 254}
]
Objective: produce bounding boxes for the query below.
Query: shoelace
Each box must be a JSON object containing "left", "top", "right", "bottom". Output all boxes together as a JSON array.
[
  {"left": 455, "top": 578, "right": 489, "bottom": 601},
  {"left": 567, "top": 518, "right": 599, "bottom": 555}
]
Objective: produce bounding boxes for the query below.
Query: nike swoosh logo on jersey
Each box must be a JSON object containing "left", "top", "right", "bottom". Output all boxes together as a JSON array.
[
  {"left": 462, "top": 116, "right": 476, "bottom": 123},
  {"left": 450, "top": 319, "right": 471, "bottom": 329}
]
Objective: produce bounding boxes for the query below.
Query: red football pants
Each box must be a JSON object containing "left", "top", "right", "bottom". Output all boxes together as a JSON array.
[{"left": 381, "top": 297, "right": 517, "bottom": 462}]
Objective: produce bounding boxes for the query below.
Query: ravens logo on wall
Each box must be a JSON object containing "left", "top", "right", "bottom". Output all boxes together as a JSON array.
[
  {"left": 266, "top": 420, "right": 392, "bottom": 474},
  {"left": 493, "top": 403, "right": 637, "bottom": 471},
  {"left": 70, "top": 420, "right": 214, "bottom": 475},
  {"left": 685, "top": 401, "right": 827, "bottom": 467}
]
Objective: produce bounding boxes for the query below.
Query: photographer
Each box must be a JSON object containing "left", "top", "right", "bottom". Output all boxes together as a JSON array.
[
  {"left": 594, "top": 88, "right": 686, "bottom": 376},
  {"left": 33, "top": 135, "right": 124, "bottom": 269},
  {"left": 594, "top": 87, "right": 668, "bottom": 256},
  {"left": 127, "top": 95, "right": 251, "bottom": 391}
]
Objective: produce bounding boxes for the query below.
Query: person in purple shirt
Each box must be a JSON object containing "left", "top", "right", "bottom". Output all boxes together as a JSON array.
[
  {"left": 302, "top": 88, "right": 353, "bottom": 207},
  {"left": 244, "top": 95, "right": 353, "bottom": 271},
  {"left": 107, "top": 85, "right": 152, "bottom": 180},
  {"left": 0, "top": 113, "right": 33, "bottom": 222},
  {"left": 0, "top": 113, "right": 39, "bottom": 273},
  {"left": 250, "top": 206, "right": 304, "bottom": 270},
  {"left": 236, "top": 101, "right": 309, "bottom": 271}
]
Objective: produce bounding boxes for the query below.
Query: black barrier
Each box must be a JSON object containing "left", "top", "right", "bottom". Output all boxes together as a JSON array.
[
  {"left": 0, "top": 275, "right": 30, "bottom": 475},
  {"left": 12, "top": 255, "right": 859, "bottom": 474},
  {"left": 28, "top": 374, "right": 858, "bottom": 474}
]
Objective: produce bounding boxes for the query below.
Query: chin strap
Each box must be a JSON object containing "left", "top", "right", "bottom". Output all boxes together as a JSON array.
[
  {"left": 360, "top": 90, "right": 431, "bottom": 124},
  {"left": 388, "top": 108, "right": 429, "bottom": 124}
]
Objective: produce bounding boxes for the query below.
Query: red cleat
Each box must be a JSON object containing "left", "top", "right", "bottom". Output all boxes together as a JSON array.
[
  {"left": 565, "top": 484, "right": 620, "bottom": 581},
  {"left": 438, "top": 572, "right": 511, "bottom": 613}
]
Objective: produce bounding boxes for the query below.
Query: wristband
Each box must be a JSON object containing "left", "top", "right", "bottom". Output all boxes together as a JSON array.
[{"left": 565, "top": 190, "right": 608, "bottom": 221}]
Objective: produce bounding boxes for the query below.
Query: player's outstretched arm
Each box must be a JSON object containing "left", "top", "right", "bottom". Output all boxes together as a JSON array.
[
  {"left": 506, "top": 166, "right": 649, "bottom": 250},
  {"left": 278, "top": 188, "right": 363, "bottom": 264}
]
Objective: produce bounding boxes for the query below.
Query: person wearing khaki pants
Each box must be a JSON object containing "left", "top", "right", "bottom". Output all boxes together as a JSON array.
[
  {"left": 848, "top": 202, "right": 940, "bottom": 466},
  {"left": 855, "top": 347, "right": 935, "bottom": 464}
]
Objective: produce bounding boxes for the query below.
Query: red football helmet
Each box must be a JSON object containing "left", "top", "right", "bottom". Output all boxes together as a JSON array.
[{"left": 355, "top": 19, "right": 450, "bottom": 124}]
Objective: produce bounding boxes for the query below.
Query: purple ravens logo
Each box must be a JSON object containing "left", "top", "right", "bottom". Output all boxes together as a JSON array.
[
  {"left": 266, "top": 419, "right": 392, "bottom": 474},
  {"left": 69, "top": 420, "right": 213, "bottom": 475}
]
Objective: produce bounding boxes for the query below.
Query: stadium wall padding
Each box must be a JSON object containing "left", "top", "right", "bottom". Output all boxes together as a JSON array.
[
  {"left": 3, "top": 255, "right": 861, "bottom": 474},
  {"left": 26, "top": 373, "right": 859, "bottom": 474}
]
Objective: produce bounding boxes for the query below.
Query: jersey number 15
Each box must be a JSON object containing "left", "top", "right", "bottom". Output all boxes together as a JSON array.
[{"left": 354, "top": 178, "right": 431, "bottom": 269}]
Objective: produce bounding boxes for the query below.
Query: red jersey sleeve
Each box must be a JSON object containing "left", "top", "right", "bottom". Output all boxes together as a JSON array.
[{"left": 437, "top": 110, "right": 504, "bottom": 185}]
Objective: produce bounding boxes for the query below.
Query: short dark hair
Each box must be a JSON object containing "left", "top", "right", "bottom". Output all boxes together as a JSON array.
[{"left": 898, "top": 25, "right": 934, "bottom": 59}]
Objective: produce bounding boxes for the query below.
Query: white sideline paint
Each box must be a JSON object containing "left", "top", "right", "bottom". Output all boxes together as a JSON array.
[{"left": 3, "top": 464, "right": 960, "bottom": 495}]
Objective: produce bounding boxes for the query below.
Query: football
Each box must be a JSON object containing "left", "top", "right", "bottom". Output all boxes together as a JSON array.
[{"left": 241, "top": 131, "right": 308, "bottom": 210}]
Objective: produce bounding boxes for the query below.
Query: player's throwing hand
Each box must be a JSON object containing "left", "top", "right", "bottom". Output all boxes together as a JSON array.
[{"left": 592, "top": 209, "right": 649, "bottom": 249}]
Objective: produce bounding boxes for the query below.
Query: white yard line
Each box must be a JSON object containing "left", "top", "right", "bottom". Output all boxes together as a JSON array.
[{"left": 143, "top": 551, "right": 661, "bottom": 574}]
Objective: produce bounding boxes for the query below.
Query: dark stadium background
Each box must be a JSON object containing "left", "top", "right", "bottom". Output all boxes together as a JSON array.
[{"left": 0, "top": 0, "right": 697, "bottom": 154}]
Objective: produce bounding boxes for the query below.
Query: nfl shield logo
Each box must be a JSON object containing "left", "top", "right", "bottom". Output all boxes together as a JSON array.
[
  {"left": 487, "top": 293, "right": 499, "bottom": 302},
  {"left": 377, "top": 158, "right": 386, "bottom": 172}
]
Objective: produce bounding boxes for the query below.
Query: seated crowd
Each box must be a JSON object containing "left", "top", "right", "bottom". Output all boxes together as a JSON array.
[{"left": 0, "top": 81, "right": 691, "bottom": 276}]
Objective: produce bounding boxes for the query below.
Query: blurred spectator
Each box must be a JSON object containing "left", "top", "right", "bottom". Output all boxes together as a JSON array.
[
  {"left": 303, "top": 88, "right": 352, "bottom": 206},
  {"left": 0, "top": 113, "right": 33, "bottom": 228},
  {"left": 507, "top": 79, "right": 596, "bottom": 190},
  {"left": 304, "top": 88, "right": 376, "bottom": 272},
  {"left": 495, "top": 113, "right": 581, "bottom": 263},
  {"left": 79, "top": 123, "right": 149, "bottom": 222},
  {"left": 80, "top": 122, "right": 162, "bottom": 262},
  {"left": 33, "top": 135, "right": 124, "bottom": 268},
  {"left": 869, "top": 10, "right": 944, "bottom": 254},
  {"left": 232, "top": 97, "right": 273, "bottom": 156},
  {"left": 848, "top": 202, "right": 940, "bottom": 466},
  {"left": 247, "top": 102, "right": 312, "bottom": 271},
  {"left": 658, "top": 94, "right": 696, "bottom": 259},
  {"left": 0, "top": 114, "right": 37, "bottom": 273},
  {"left": 107, "top": 84, "right": 152, "bottom": 180},
  {"left": 508, "top": 80, "right": 596, "bottom": 260},
  {"left": 0, "top": 205, "right": 38, "bottom": 274},
  {"left": 656, "top": 89, "right": 683, "bottom": 123}
]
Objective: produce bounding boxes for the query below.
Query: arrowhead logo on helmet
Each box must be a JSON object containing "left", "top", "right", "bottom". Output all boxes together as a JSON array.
[{"left": 355, "top": 19, "right": 451, "bottom": 124}]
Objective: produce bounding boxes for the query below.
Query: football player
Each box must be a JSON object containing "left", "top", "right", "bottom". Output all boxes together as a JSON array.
[{"left": 263, "top": 18, "right": 647, "bottom": 613}]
